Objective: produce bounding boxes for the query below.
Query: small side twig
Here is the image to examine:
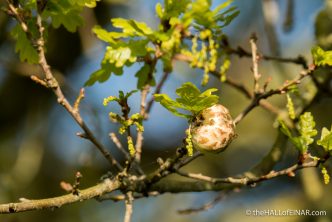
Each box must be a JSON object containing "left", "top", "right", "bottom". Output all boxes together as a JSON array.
[
  {"left": 124, "top": 192, "right": 134, "bottom": 222},
  {"left": 72, "top": 171, "right": 83, "bottom": 195},
  {"left": 234, "top": 66, "right": 315, "bottom": 124},
  {"left": 225, "top": 76, "right": 281, "bottom": 117},
  {"left": 178, "top": 192, "right": 228, "bottom": 215},
  {"left": 135, "top": 85, "right": 149, "bottom": 163},
  {"left": 73, "top": 88, "right": 85, "bottom": 113},
  {"left": 6, "top": 0, "right": 28, "bottom": 33},
  {"left": 176, "top": 170, "right": 249, "bottom": 184},
  {"left": 109, "top": 132, "right": 130, "bottom": 160},
  {"left": 96, "top": 191, "right": 160, "bottom": 202},
  {"left": 250, "top": 34, "right": 261, "bottom": 93},
  {"left": 230, "top": 46, "right": 308, "bottom": 69},
  {"left": 30, "top": 75, "right": 47, "bottom": 87},
  {"left": 59, "top": 171, "right": 83, "bottom": 195},
  {"left": 175, "top": 157, "right": 325, "bottom": 186},
  {"left": 146, "top": 70, "right": 171, "bottom": 115}
]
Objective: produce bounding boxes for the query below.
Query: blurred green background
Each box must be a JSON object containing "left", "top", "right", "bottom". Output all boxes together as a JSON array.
[{"left": 0, "top": 0, "right": 332, "bottom": 221}]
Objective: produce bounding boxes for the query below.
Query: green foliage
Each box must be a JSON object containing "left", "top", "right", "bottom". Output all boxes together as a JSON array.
[
  {"left": 311, "top": 46, "right": 332, "bottom": 66},
  {"left": 286, "top": 94, "right": 296, "bottom": 120},
  {"left": 183, "top": 0, "right": 239, "bottom": 30},
  {"left": 10, "top": 23, "right": 39, "bottom": 64},
  {"left": 279, "top": 112, "right": 317, "bottom": 153},
  {"left": 154, "top": 82, "right": 219, "bottom": 118},
  {"left": 44, "top": 1, "right": 83, "bottom": 32},
  {"left": 135, "top": 64, "right": 156, "bottom": 89},
  {"left": 279, "top": 120, "right": 302, "bottom": 150},
  {"left": 85, "top": 0, "right": 239, "bottom": 87},
  {"left": 317, "top": 126, "right": 332, "bottom": 152},
  {"left": 156, "top": 0, "right": 191, "bottom": 20},
  {"left": 69, "top": 0, "right": 100, "bottom": 8},
  {"left": 85, "top": 24, "right": 151, "bottom": 86},
  {"left": 9, "top": 0, "right": 99, "bottom": 64},
  {"left": 112, "top": 18, "right": 154, "bottom": 37},
  {"left": 42, "top": 0, "right": 99, "bottom": 32}
]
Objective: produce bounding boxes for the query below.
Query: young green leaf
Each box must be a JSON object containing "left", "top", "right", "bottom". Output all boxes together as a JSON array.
[
  {"left": 10, "top": 24, "right": 39, "bottom": 64},
  {"left": 154, "top": 82, "right": 219, "bottom": 119},
  {"left": 279, "top": 120, "right": 302, "bottom": 151},
  {"left": 183, "top": 0, "right": 239, "bottom": 30},
  {"left": 135, "top": 64, "right": 151, "bottom": 89},
  {"left": 154, "top": 94, "right": 190, "bottom": 118},
  {"left": 311, "top": 46, "right": 332, "bottom": 66},
  {"left": 44, "top": 0, "right": 84, "bottom": 32},
  {"left": 298, "top": 112, "right": 317, "bottom": 147},
  {"left": 175, "top": 82, "right": 201, "bottom": 105},
  {"left": 317, "top": 126, "right": 332, "bottom": 152},
  {"left": 85, "top": 39, "right": 149, "bottom": 86},
  {"left": 111, "top": 18, "right": 153, "bottom": 37},
  {"left": 84, "top": 61, "right": 122, "bottom": 86},
  {"left": 160, "top": 0, "right": 191, "bottom": 20},
  {"left": 92, "top": 26, "right": 119, "bottom": 43},
  {"left": 69, "top": 0, "right": 100, "bottom": 8}
]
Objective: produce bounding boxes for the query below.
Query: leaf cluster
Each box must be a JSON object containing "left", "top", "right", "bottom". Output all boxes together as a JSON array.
[
  {"left": 312, "top": 46, "right": 332, "bottom": 66},
  {"left": 9, "top": 0, "right": 99, "bottom": 64},
  {"left": 154, "top": 82, "right": 219, "bottom": 119},
  {"left": 85, "top": 0, "right": 239, "bottom": 87}
]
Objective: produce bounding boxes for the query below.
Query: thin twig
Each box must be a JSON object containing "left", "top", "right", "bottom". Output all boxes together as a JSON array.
[
  {"left": 6, "top": 0, "right": 28, "bottom": 33},
  {"left": 146, "top": 71, "right": 170, "bottom": 115},
  {"left": 73, "top": 88, "right": 85, "bottom": 113},
  {"left": 145, "top": 151, "right": 203, "bottom": 189},
  {"left": 225, "top": 77, "right": 281, "bottom": 117},
  {"left": 33, "top": 14, "right": 123, "bottom": 170},
  {"left": 173, "top": 53, "right": 281, "bottom": 117},
  {"left": 124, "top": 192, "right": 134, "bottom": 222},
  {"left": 250, "top": 34, "right": 261, "bottom": 93},
  {"left": 176, "top": 170, "right": 249, "bottom": 184},
  {"left": 185, "top": 35, "right": 308, "bottom": 68},
  {"left": 178, "top": 192, "right": 227, "bottom": 215},
  {"left": 109, "top": 132, "right": 130, "bottom": 160},
  {"left": 30, "top": 75, "right": 47, "bottom": 87},
  {"left": 147, "top": 155, "right": 327, "bottom": 193},
  {"left": 174, "top": 151, "right": 204, "bottom": 169},
  {"left": 96, "top": 191, "right": 160, "bottom": 202},
  {"left": 135, "top": 85, "right": 149, "bottom": 163},
  {"left": 175, "top": 158, "right": 323, "bottom": 186},
  {"left": 234, "top": 66, "right": 315, "bottom": 124},
  {"left": 229, "top": 46, "right": 308, "bottom": 68}
]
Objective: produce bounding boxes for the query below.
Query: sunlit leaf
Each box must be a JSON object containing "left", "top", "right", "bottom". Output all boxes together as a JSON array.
[
  {"left": 317, "top": 126, "right": 332, "bottom": 152},
  {"left": 298, "top": 112, "right": 317, "bottom": 147},
  {"left": 312, "top": 46, "right": 332, "bottom": 66},
  {"left": 155, "top": 82, "right": 219, "bottom": 119}
]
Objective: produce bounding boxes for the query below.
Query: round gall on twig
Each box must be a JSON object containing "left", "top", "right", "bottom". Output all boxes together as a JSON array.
[{"left": 190, "top": 104, "right": 236, "bottom": 153}]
